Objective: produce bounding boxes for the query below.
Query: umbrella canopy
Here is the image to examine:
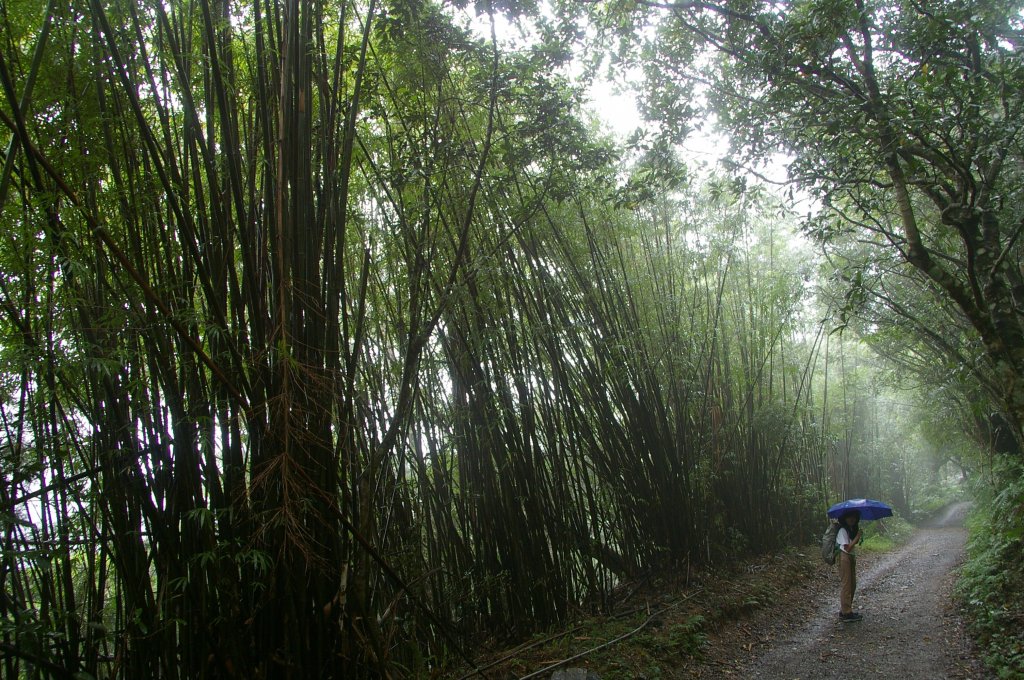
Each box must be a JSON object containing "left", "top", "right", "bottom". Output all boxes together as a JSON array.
[{"left": 827, "top": 498, "right": 894, "bottom": 521}]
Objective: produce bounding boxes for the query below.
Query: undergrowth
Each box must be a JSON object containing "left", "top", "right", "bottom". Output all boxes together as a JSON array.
[
  {"left": 912, "top": 483, "right": 967, "bottom": 522},
  {"left": 460, "top": 521, "right": 924, "bottom": 679},
  {"left": 859, "top": 515, "right": 914, "bottom": 553},
  {"left": 957, "top": 458, "right": 1024, "bottom": 679},
  {"left": 462, "top": 549, "right": 819, "bottom": 679}
]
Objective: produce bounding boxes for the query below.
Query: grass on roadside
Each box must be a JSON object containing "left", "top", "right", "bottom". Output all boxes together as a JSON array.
[
  {"left": 858, "top": 515, "right": 914, "bottom": 553},
  {"left": 466, "top": 549, "right": 819, "bottom": 680}
]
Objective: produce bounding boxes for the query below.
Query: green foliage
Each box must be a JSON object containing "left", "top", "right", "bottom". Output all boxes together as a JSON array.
[
  {"left": 635, "top": 615, "right": 707, "bottom": 660},
  {"left": 6, "top": 0, "right": 1019, "bottom": 677},
  {"left": 957, "top": 458, "right": 1024, "bottom": 678},
  {"left": 591, "top": 0, "right": 1024, "bottom": 446},
  {"left": 912, "top": 483, "right": 966, "bottom": 521},
  {"left": 858, "top": 515, "right": 913, "bottom": 553}
]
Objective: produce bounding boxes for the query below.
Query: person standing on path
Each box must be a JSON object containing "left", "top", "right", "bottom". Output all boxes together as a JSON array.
[{"left": 836, "top": 510, "right": 863, "bottom": 622}]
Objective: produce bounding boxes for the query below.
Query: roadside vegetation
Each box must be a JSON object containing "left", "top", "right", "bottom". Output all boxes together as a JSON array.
[
  {"left": 469, "top": 506, "right": 921, "bottom": 679},
  {"left": 1, "top": 1, "right": 1022, "bottom": 678},
  {"left": 858, "top": 515, "right": 914, "bottom": 554},
  {"left": 959, "top": 459, "right": 1024, "bottom": 678},
  {"left": 464, "top": 549, "right": 819, "bottom": 679}
]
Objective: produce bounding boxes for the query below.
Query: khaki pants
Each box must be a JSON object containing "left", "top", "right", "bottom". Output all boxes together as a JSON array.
[{"left": 839, "top": 551, "right": 857, "bottom": 614}]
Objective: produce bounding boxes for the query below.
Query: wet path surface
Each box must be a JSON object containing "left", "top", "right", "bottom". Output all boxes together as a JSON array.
[{"left": 724, "top": 503, "right": 991, "bottom": 679}]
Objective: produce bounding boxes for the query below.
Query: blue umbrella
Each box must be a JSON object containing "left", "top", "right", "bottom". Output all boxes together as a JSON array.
[{"left": 827, "top": 498, "right": 894, "bottom": 521}]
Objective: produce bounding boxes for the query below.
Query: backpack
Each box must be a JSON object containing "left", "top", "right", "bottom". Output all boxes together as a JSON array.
[{"left": 820, "top": 520, "right": 840, "bottom": 564}]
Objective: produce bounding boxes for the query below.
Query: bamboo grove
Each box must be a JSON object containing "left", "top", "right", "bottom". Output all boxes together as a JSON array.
[{"left": 0, "top": 1, "right": 930, "bottom": 678}]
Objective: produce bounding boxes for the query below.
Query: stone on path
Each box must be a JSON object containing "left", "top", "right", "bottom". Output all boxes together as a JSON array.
[{"left": 551, "top": 668, "right": 600, "bottom": 680}]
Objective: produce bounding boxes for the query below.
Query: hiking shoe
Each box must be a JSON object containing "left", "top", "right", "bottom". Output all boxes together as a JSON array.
[{"left": 840, "top": 612, "right": 863, "bottom": 622}]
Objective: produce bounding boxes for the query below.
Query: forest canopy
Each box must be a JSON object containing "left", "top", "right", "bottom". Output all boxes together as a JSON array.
[
  {"left": 0, "top": 0, "right": 1019, "bottom": 678},
  {"left": 571, "top": 0, "right": 1024, "bottom": 442}
]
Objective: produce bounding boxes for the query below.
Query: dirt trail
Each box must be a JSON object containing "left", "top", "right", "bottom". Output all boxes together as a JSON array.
[{"left": 700, "top": 502, "right": 991, "bottom": 679}]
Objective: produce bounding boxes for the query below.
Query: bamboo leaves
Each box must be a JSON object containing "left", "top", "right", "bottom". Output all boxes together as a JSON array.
[{"left": 0, "top": 1, "right": 897, "bottom": 677}]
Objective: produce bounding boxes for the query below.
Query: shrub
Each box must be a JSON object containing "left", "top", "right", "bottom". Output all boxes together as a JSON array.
[{"left": 956, "top": 459, "right": 1024, "bottom": 679}]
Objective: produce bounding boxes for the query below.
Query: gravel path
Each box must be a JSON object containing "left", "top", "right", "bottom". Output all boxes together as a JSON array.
[{"left": 700, "top": 503, "right": 992, "bottom": 679}]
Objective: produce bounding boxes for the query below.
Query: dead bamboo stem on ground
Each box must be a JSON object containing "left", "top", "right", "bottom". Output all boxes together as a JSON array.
[{"left": 515, "top": 588, "right": 704, "bottom": 680}]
